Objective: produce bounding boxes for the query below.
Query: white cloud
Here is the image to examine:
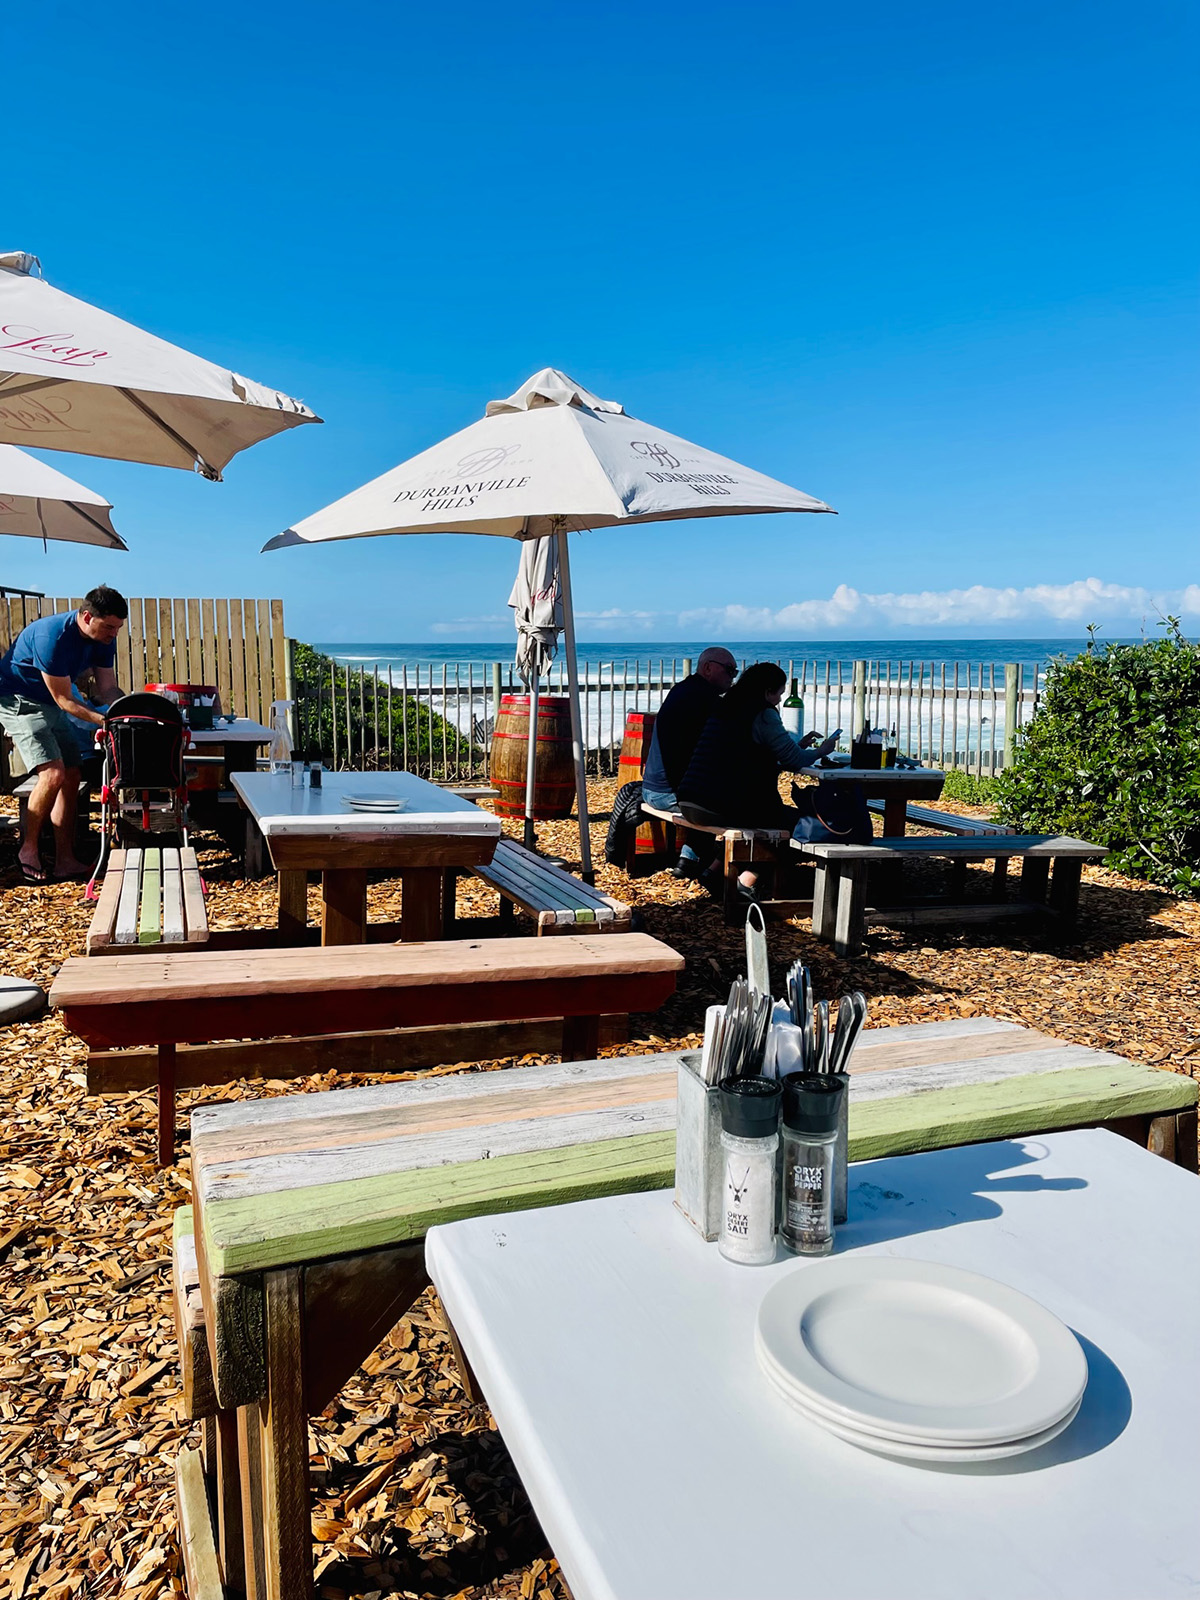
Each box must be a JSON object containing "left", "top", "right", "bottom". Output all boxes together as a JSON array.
[{"left": 678, "top": 578, "right": 1200, "bottom": 637}]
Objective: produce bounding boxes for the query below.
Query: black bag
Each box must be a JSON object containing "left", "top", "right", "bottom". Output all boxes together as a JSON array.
[
  {"left": 605, "top": 780, "right": 645, "bottom": 866},
  {"left": 792, "top": 779, "right": 873, "bottom": 844}
]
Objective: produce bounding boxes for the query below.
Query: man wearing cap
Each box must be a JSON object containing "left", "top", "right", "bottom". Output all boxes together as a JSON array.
[
  {"left": 641, "top": 646, "right": 739, "bottom": 878},
  {"left": 0, "top": 585, "right": 126, "bottom": 882}
]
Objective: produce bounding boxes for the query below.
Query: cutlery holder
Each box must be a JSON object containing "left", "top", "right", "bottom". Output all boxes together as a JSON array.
[{"left": 674, "top": 1051, "right": 723, "bottom": 1240}]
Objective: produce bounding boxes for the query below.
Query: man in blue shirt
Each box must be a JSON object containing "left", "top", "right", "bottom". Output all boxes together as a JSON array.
[{"left": 0, "top": 586, "right": 126, "bottom": 882}]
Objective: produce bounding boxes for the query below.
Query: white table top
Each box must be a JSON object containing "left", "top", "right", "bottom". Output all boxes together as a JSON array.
[
  {"left": 426, "top": 1130, "right": 1200, "bottom": 1600},
  {"left": 230, "top": 769, "right": 501, "bottom": 837},
  {"left": 815, "top": 764, "right": 947, "bottom": 783},
  {"left": 187, "top": 717, "right": 274, "bottom": 744}
]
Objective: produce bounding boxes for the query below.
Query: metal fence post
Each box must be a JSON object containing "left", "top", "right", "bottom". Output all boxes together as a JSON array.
[
  {"left": 1003, "top": 663, "right": 1020, "bottom": 769},
  {"left": 851, "top": 659, "right": 867, "bottom": 740}
]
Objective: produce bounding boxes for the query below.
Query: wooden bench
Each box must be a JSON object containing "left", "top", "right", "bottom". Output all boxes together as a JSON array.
[
  {"left": 865, "top": 799, "right": 1018, "bottom": 837},
  {"left": 640, "top": 802, "right": 808, "bottom": 924},
  {"left": 794, "top": 833, "right": 1108, "bottom": 957},
  {"left": 460, "top": 836, "right": 633, "bottom": 934},
  {"left": 49, "top": 931, "right": 682, "bottom": 1166},
  {"left": 169, "top": 1016, "right": 1196, "bottom": 1598},
  {"left": 86, "top": 847, "right": 208, "bottom": 953}
]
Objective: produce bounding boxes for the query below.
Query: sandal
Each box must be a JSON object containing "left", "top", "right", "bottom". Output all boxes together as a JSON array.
[{"left": 18, "top": 862, "right": 49, "bottom": 885}]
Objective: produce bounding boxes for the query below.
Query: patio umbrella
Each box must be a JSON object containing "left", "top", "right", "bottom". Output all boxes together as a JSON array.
[
  {"left": 0, "top": 444, "right": 126, "bottom": 549},
  {"left": 0, "top": 252, "right": 320, "bottom": 480},
  {"left": 508, "top": 535, "right": 563, "bottom": 844},
  {"left": 265, "top": 367, "right": 835, "bottom": 873}
]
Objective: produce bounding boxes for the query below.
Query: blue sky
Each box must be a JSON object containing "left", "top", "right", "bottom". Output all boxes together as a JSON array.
[{"left": 4, "top": 0, "right": 1196, "bottom": 641}]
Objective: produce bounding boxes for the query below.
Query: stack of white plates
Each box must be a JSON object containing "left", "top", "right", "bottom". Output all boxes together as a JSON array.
[
  {"left": 756, "top": 1258, "right": 1087, "bottom": 1463},
  {"left": 341, "top": 793, "right": 407, "bottom": 813}
]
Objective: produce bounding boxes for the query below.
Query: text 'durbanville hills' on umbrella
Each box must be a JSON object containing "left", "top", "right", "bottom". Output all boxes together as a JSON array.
[
  {"left": 264, "top": 367, "right": 835, "bottom": 873},
  {"left": 0, "top": 444, "right": 127, "bottom": 550},
  {"left": 0, "top": 252, "right": 320, "bottom": 480}
]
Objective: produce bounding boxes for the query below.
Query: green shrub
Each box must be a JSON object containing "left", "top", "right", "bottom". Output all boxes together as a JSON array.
[
  {"left": 941, "top": 771, "right": 1001, "bottom": 805},
  {"left": 994, "top": 623, "right": 1200, "bottom": 895},
  {"left": 291, "top": 641, "right": 477, "bottom": 775}
]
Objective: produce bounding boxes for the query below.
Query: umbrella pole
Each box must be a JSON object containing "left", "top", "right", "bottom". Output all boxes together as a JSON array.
[
  {"left": 556, "top": 527, "right": 594, "bottom": 881},
  {"left": 524, "top": 671, "right": 540, "bottom": 851}
]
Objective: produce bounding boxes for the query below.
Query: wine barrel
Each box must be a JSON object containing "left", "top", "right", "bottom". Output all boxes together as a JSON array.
[
  {"left": 618, "top": 709, "right": 672, "bottom": 862},
  {"left": 490, "top": 694, "right": 575, "bottom": 819}
]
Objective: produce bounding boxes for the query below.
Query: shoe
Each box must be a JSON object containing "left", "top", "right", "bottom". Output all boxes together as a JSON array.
[
  {"left": 670, "top": 856, "right": 702, "bottom": 880},
  {"left": 735, "top": 878, "right": 762, "bottom": 908},
  {"left": 18, "top": 862, "right": 49, "bottom": 885}
]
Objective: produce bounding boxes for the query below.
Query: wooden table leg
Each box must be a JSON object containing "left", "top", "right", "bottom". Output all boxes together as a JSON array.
[
  {"left": 321, "top": 868, "right": 367, "bottom": 945},
  {"left": 1020, "top": 856, "right": 1051, "bottom": 904},
  {"left": 441, "top": 869, "right": 459, "bottom": 938},
  {"left": 882, "top": 795, "right": 908, "bottom": 836},
  {"left": 259, "top": 1269, "right": 311, "bottom": 1600},
  {"left": 990, "top": 856, "right": 1009, "bottom": 900},
  {"left": 812, "top": 862, "right": 835, "bottom": 941},
  {"left": 834, "top": 863, "right": 867, "bottom": 958},
  {"left": 277, "top": 871, "right": 307, "bottom": 941},
  {"left": 562, "top": 1014, "right": 601, "bottom": 1061},
  {"left": 400, "top": 867, "right": 443, "bottom": 942},
  {"left": 216, "top": 1409, "right": 246, "bottom": 1594},
  {"left": 237, "top": 1404, "right": 266, "bottom": 1600},
  {"left": 157, "top": 1042, "right": 176, "bottom": 1168},
  {"left": 1048, "top": 857, "right": 1083, "bottom": 922}
]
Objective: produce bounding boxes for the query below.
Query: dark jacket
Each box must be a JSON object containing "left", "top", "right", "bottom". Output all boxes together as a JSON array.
[
  {"left": 678, "top": 707, "right": 790, "bottom": 827},
  {"left": 605, "top": 780, "right": 646, "bottom": 866},
  {"left": 642, "top": 674, "right": 721, "bottom": 796}
]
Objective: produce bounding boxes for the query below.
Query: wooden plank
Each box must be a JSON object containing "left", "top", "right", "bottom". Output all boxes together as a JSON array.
[
  {"left": 322, "top": 867, "right": 367, "bottom": 944},
  {"left": 157, "top": 598, "right": 175, "bottom": 683},
  {"left": 852, "top": 1046, "right": 1144, "bottom": 1102},
  {"left": 186, "top": 597, "right": 203, "bottom": 684},
  {"left": 848, "top": 1063, "right": 1200, "bottom": 1162},
  {"left": 243, "top": 599, "right": 262, "bottom": 726},
  {"left": 52, "top": 930, "right": 682, "bottom": 1006},
  {"left": 141, "top": 598, "right": 161, "bottom": 686},
  {"left": 215, "top": 1408, "right": 246, "bottom": 1594},
  {"left": 276, "top": 869, "right": 307, "bottom": 941},
  {"left": 303, "top": 1244, "right": 428, "bottom": 1414},
  {"left": 269, "top": 599, "right": 287, "bottom": 712},
  {"left": 173, "top": 599, "right": 189, "bottom": 687},
  {"left": 228, "top": 600, "right": 248, "bottom": 721},
  {"left": 172, "top": 1208, "right": 216, "bottom": 1419},
  {"left": 259, "top": 1269, "right": 311, "bottom": 1600},
  {"left": 87, "top": 1016, "right": 633, "bottom": 1093},
  {"left": 215, "top": 598, "right": 234, "bottom": 716},
  {"left": 852, "top": 1017, "right": 1022, "bottom": 1049},
  {"left": 114, "top": 848, "right": 143, "bottom": 944},
  {"left": 201, "top": 598, "right": 217, "bottom": 690},
  {"left": 179, "top": 846, "right": 208, "bottom": 943},
  {"left": 126, "top": 598, "right": 146, "bottom": 692},
  {"left": 137, "top": 849, "right": 162, "bottom": 945},
  {"left": 795, "top": 834, "right": 1106, "bottom": 861},
  {"left": 869, "top": 901, "right": 1049, "bottom": 928},
  {"left": 175, "top": 1448, "right": 225, "bottom": 1600},
  {"left": 86, "top": 850, "right": 127, "bottom": 952},
  {"left": 851, "top": 1024, "right": 1063, "bottom": 1074},
  {"left": 162, "top": 851, "right": 185, "bottom": 943},
  {"left": 201, "top": 1129, "right": 679, "bottom": 1275},
  {"left": 199, "top": 1098, "right": 677, "bottom": 1203}
]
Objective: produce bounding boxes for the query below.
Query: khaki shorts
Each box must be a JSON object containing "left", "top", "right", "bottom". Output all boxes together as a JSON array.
[{"left": 0, "top": 694, "right": 86, "bottom": 770}]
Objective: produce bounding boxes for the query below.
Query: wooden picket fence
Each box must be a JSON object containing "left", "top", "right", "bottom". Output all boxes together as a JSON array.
[{"left": 0, "top": 596, "right": 288, "bottom": 728}]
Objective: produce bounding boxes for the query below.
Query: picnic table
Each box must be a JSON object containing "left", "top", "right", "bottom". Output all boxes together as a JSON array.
[
  {"left": 172, "top": 1018, "right": 1195, "bottom": 1599},
  {"left": 230, "top": 769, "right": 500, "bottom": 943},
  {"left": 427, "top": 1128, "right": 1200, "bottom": 1600},
  {"left": 186, "top": 715, "right": 274, "bottom": 773},
  {"left": 811, "top": 759, "right": 947, "bottom": 835}
]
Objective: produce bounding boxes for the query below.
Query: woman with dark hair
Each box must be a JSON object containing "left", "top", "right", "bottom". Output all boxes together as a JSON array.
[{"left": 677, "top": 661, "right": 840, "bottom": 903}]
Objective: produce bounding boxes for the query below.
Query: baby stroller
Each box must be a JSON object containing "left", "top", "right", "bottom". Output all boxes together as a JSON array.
[{"left": 86, "top": 692, "right": 190, "bottom": 898}]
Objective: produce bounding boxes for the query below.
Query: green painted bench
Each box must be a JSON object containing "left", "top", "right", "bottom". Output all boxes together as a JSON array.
[
  {"left": 86, "top": 846, "right": 208, "bottom": 953},
  {"left": 458, "top": 836, "right": 633, "bottom": 934},
  {"left": 864, "top": 799, "right": 1017, "bottom": 837},
  {"left": 172, "top": 1015, "right": 1195, "bottom": 1599}
]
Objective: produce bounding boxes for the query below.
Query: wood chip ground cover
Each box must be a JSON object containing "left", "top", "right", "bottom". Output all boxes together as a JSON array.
[{"left": 0, "top": 783, "right": 1195, "bottom": 1600}]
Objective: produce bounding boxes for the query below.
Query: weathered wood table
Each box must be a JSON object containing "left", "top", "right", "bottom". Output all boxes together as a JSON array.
[
  {"left": 812, "top": 761, "right": 947, "bottom": 836},
  {"left": 187, "top": 716, "right": 274, "bottom": 774},
  {"left": 231, "top": 769, "right": 501, "bottom": 944},
  {"left": 176, "top": 1017, "right": 1196, "bottom": 1600},
  {"left": 427, "top": 1128, "right": 1200, "bottom": 1600}
]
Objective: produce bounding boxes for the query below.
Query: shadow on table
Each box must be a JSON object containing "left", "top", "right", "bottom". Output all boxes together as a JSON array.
[
  {"left": 838, "top": 1138, "right": 1088, "bottom": 1247},
  {"left": 919, "top": 1333, "right": 1132, "bottom": 1474}
]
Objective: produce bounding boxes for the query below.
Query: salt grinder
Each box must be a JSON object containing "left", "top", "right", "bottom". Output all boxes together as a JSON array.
[{"left": 718, "top": 1076, "right": 782, "bottom": 1267}]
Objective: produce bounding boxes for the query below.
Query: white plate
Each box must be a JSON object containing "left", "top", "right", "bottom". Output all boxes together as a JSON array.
[
  {"left": 341, "top": 794, "right": 406, "bottom": 812},
  {"left": 759, "top": 1358, "right": 1083, "bottom": 1462},
  {"left": 756, "top": 1258, "right": 1087, "bottom": 1445}
]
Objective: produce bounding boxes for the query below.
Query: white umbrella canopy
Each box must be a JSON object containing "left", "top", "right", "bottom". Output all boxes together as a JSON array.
[
  {"left": 265, "top": 367, "right": 831, "bottom": 548},
  {"left": 267, "top": 368, "right": 835, "bottom": 871},
  {"left": 0, "top": 252, "right": 320, "bottom": 480},
  {"left": 0, "top": 443, "right": 126, "bottom": 549}
]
